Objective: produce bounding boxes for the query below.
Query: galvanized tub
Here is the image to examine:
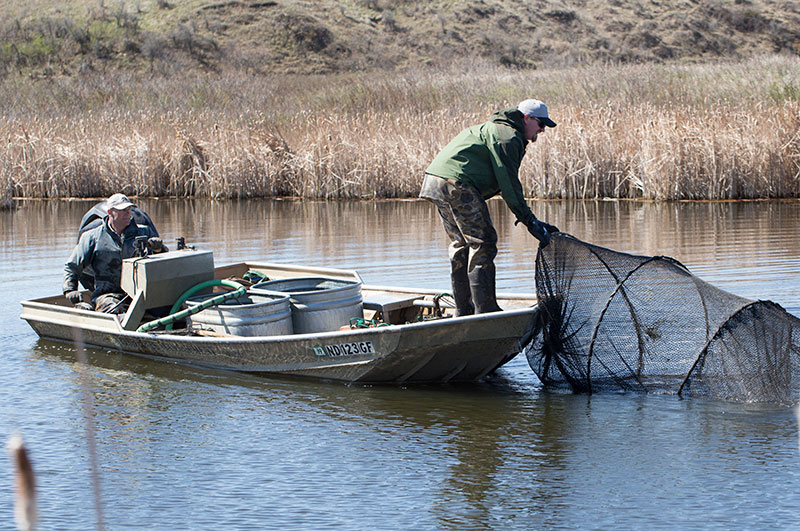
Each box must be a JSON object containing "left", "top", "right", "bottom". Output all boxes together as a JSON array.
[
  {"left": 251, "top": 277, "right": 363, "bottom": 334},
  {"left": 185, "top": 291, "right": 293, "bottom": 337}
]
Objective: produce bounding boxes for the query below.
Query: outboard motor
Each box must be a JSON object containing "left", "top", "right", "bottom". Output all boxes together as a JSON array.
[{"left": 75, "top": 199, "right": 160, "bottom": 290}]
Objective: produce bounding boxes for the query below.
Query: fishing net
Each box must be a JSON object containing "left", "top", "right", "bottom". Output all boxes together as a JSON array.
[{"left": 524, "top": 234, "right": 800, "bottom": 403}]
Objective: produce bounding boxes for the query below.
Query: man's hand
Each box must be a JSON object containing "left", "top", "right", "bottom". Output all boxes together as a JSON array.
[
  {"left": 539, "top": 220, "right": 560, "bottom": 235},
  {"left": 64, "top": 290, "right": 82, "bottom": 305},
  {"left": 147, "top": 237, "right": 165, "bottom": 254},
  {"left": 521, "top": 214, "right": 560, "bottom": 247}
]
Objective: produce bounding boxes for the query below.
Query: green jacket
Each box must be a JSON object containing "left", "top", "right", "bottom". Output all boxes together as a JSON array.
[{"left": 425, "top": 107, "right": 533, "bottom": 222}]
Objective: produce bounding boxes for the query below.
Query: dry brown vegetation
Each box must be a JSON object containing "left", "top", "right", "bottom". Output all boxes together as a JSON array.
[
  {"left": 2, "top": 54, "right": 800, "bottom": 204},
  {"left": 2, "top": 0, "right": 800, "bottom": 207}
]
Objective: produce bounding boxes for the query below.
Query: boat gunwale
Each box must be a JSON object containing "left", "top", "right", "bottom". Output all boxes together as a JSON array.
[
  {"left": 20, "top": 296, "right": 537, "bottom": 344},
  {"left": 20, "top": 260, "right": 538, "bottom": 354}
]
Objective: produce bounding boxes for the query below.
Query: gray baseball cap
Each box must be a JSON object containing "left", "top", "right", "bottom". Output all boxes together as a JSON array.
[{"left": 518, "top": 99, "right": 557, "bottom": 127}]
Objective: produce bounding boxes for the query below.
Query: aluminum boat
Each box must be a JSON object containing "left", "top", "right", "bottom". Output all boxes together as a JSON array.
[{"left": 21, "top": 254, "right": 538, "bottom": 384}]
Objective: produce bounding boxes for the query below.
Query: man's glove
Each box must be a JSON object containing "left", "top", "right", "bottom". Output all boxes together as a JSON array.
[
  {"left": 540, "top": 220, "right": 560, "bottom": 235},
  {"left": 518, "top": 214, "right": 560, "bottom": 247},
  {"left": 64, "top": 290, "right": 82, "bottom": 305},
  {"left": 146, "top": 237, "right": 166, "bottom": 254}
]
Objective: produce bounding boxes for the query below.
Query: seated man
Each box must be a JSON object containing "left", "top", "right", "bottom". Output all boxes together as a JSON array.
[{"left": 63, "top": 193, "right": 165, "bottom": 314}]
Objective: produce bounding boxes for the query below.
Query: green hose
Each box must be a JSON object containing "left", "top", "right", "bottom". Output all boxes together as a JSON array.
[{"left": 137, "top": 279, "right": 246, "bottom": 333}]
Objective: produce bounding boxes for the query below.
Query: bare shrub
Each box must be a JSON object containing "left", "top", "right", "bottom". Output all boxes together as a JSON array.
[
  {"left": 169, "top": 23, "right": 220, "bottom": 66},
  {"left": 545, "top": 10, "right": 577, "bottom": 24},
  {"left": 277, "top": 13, "right": 333, "bottom": 52},
  {"left": 112, "top": 2, "right": 139, "bottom": 34},
  {"left": 142, "top": 33, "right": 166, "bottom": 62},
  {"left": 382, "top": 10, "right": 396, "bottom": 31}
]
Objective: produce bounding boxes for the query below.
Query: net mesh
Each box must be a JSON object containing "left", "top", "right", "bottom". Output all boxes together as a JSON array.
[{"left": 524, "top": 234, "right": 800, "bottom": 403}]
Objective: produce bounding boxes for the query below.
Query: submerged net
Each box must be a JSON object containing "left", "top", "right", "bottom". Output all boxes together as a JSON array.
[{"left": 524, "top": 234, "right": 800, "bottom": 403}]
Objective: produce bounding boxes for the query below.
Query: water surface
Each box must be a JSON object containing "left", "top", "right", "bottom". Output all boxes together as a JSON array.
[{"left": 2, "top": 199, "right": 799, "bottom": 529}]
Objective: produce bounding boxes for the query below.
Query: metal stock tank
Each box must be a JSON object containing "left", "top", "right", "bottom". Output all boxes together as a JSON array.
[
  {"left": 185, "top": 291, "right": 293, "bottom": 337},
  {"left": 251, "top": 277, "right": 363, "bottom": 334}
]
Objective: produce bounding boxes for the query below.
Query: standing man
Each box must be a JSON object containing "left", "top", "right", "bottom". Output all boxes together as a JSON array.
[
  {"left": 63, "top": 193, "right": 164, "bottom": 313},
  {"left": 420, "top": 99, "right": 559, "bottom": 315}
]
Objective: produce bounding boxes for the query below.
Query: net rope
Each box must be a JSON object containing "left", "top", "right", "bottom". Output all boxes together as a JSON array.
[{"left": 524, "top": 234, "right": 800, "bottom": 403}]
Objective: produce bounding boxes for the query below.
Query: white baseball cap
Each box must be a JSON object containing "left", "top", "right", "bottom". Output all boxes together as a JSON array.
[
  {"left": 518, "top": 99, "right": 557, "bottom": 127},
  {"left": 106, "top": 193, "right": 135, "bottom": 210}
]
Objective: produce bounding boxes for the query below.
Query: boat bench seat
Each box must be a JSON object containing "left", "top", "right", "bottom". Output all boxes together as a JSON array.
[{"left": 362, "top": 292, "right": 422, "bottom": 325}]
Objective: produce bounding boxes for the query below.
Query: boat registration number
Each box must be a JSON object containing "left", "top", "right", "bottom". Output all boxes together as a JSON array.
[{"left": 313, "top": 341, "right": 375, "bottom": 357}]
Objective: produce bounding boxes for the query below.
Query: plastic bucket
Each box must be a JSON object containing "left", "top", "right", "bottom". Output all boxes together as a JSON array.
[
  {"left": 185, "top": 291, "right": 293, "bottom": 337},
  {"left": 251, "top": 277, "right": 363, "bottom": 334}
]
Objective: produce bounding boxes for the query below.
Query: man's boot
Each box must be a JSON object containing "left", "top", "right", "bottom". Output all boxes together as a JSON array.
[
  {"left": 451, "top": 277, "right": 474, "bottom": 316},
  {"left": 450, "top": 244, "right": 474, "bottom": 316},
  {"left": 468, "top": 265, "right": 502, "bottom": 314}
]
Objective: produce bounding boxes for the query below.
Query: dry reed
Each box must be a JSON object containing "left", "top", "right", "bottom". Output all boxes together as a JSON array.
[
  {"left": 2, "top": 55, "right": 799, "bottom": 202},
  {"left": 6, "top": 434, "right": 36, "bottom": 531}
]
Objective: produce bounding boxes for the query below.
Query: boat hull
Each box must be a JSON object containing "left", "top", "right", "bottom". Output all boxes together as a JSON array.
[{"left": 22, "top": 298, "right": 537, "bottom": 383}]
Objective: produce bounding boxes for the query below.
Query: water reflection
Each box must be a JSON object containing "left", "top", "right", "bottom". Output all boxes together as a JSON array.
[
  {"left": 31, "top": 337, "right": 570, "bottom": 528},
  {"left": 5, "top": 199, "right": 800, "bottom": 528},
  {"left": 8, "top": 198, "right": 800, "bottom": 295}
]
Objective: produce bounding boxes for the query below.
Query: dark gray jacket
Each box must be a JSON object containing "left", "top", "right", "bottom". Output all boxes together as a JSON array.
[{"left": 63, "top": 218, "right": 157, "bottom": 302}]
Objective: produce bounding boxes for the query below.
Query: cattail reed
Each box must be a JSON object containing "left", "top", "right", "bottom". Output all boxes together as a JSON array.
[
  {"left": 6, "top": 434, "right": 36, "bottom": 531},
  {"left": 2, "top": 55, "right": 799, "bottom": 201}
]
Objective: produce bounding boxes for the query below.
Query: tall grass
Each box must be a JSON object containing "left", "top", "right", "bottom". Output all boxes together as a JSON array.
[{"left": 2, "top": 54, "right": 799, "bottom": 202}]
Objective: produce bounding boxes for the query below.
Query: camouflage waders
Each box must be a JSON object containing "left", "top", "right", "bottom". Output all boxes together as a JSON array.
[
  {"left": 420, "top": 174, "right": 503, "bottom": 315},
  {"left": 94, "top": 293, "right": 129, "bottom": 315}
]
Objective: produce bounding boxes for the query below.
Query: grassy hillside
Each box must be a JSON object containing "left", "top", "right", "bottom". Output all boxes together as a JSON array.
[{"left": 1, "top": 0, "right": 799, "bottom": 76}]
